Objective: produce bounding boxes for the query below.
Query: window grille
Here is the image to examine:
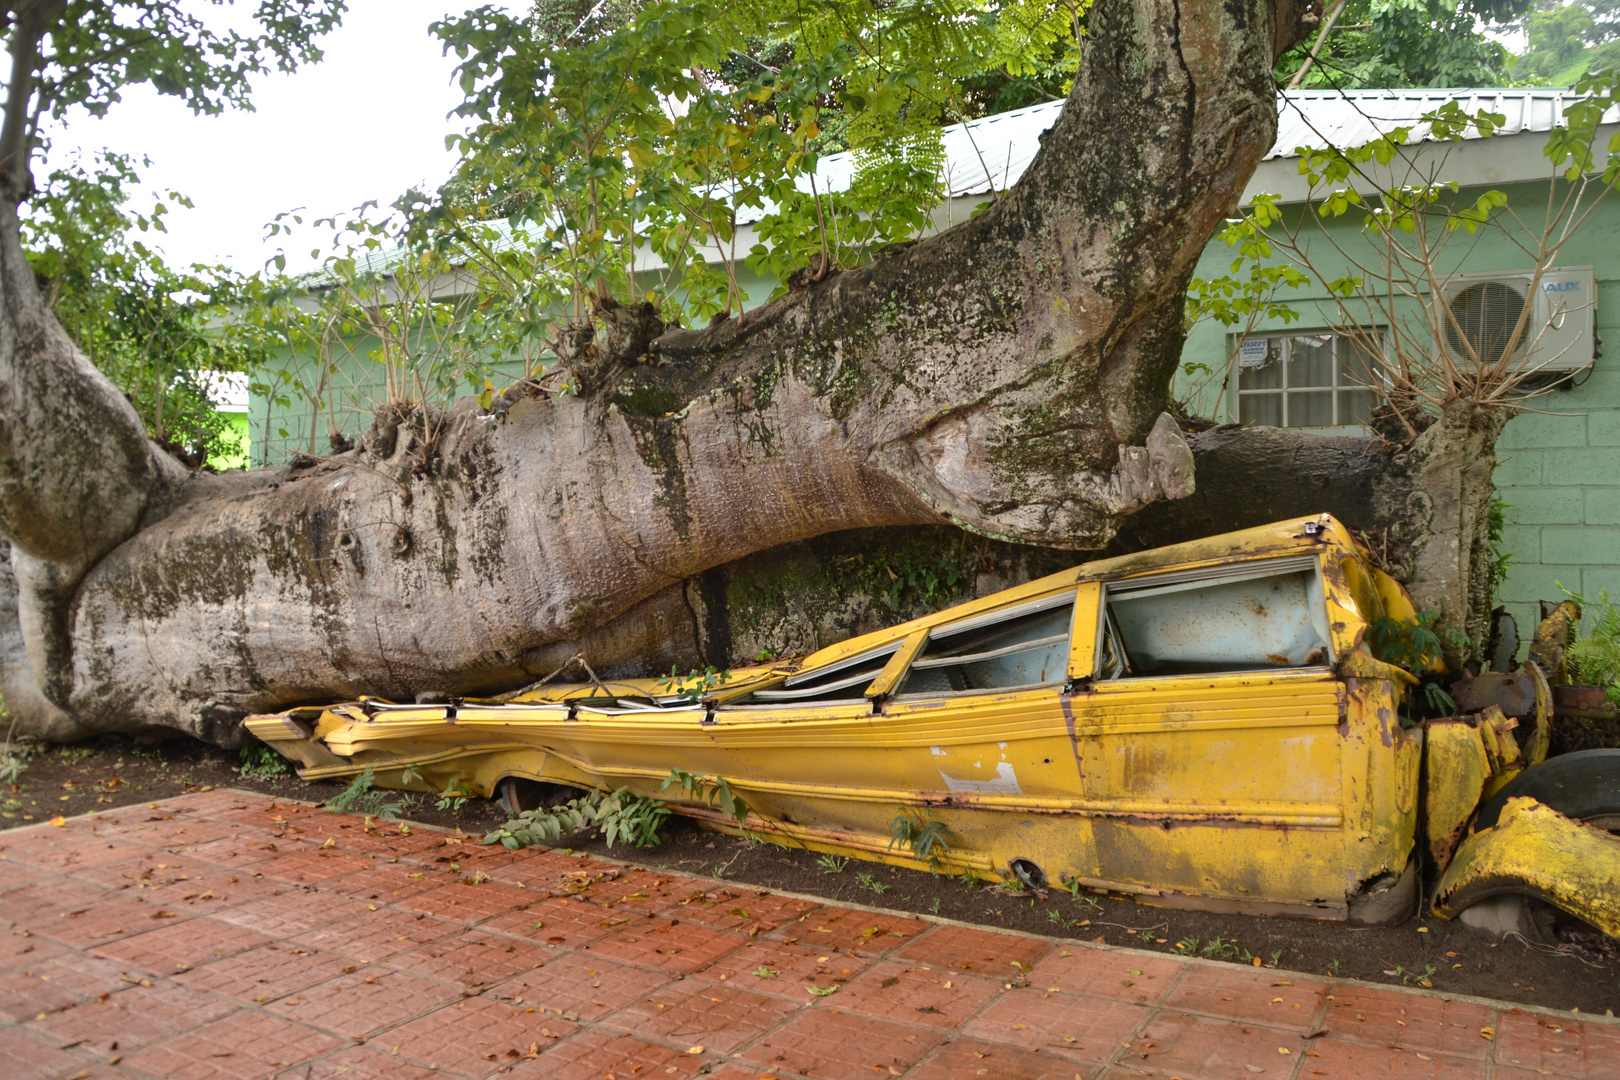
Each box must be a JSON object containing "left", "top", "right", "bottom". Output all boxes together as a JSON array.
[{"left": 1235, "top": 332, "right": 1383, "bottom": 429}]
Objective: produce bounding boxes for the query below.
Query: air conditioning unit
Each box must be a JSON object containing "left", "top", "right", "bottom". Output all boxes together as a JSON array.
[{"left": 1440, "top": 266, "right": 1596, "bottom": 374}]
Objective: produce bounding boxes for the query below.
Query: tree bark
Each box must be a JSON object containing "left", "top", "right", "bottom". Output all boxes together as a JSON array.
[
  {"left": 0, "top": 0, "right": 1322, "bottom": 744},
  {"left": 1111, "top": 408, "right": 1508, "bottom": 668}
]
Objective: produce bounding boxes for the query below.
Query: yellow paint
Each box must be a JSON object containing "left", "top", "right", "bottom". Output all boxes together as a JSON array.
[
  {"left": 1524, "top": 662, "right": 1552, "bottom": 767},
  {"left": 244, "top": 514, "right": 1435, "bottom": 918},
  {"left": 1423, "top": 720, "right": 1490, "bottom": 875},
  {"left": 865, "top": 629, "right": 929, "bottom": 700},
  {"left": 1067, "top": 580, "right": 1102, "bottom": 681},
  {"left": 1434, "top": 797, "right": 1620, "bottom": 938}
]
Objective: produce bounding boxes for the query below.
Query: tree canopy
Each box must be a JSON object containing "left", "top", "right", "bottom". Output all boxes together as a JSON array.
[
  {"left": 1277, "top": 0, "right": 1528, "bottom": 89},
  {"left": 1516, "top": 0, "right": 1620, "bottom": 84}
]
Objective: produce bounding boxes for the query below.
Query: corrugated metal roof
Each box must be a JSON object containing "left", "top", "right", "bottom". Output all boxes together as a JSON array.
[
  {"left": 803, "top": 98, "right": 1067, "bottom": 202},
  {"left": 1268, "top": 88, "right": 1618, "bottom": 160},
  {"left": 882, "top": 88, "right": 1616, "bottom": 198}
]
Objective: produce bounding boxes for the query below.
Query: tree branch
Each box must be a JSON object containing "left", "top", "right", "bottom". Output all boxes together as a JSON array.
[{"left": 0, "top": 0, "right": 65, "bottom": 199}]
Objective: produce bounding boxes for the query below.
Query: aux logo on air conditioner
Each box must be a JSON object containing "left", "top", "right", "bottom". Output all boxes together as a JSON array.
[{"left": 1545, "top": 280, "right": 1582, "bottom": 292}]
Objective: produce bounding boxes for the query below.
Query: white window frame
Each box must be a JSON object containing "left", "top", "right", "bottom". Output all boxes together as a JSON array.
[{"left": 1233, "top": 330, "right": 1386, "bottom": 431}]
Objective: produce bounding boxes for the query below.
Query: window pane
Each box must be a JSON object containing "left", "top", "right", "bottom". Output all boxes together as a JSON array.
[
  {"left": 1339, "top": 388, "right": 1379, "bottom": 425},
  {"left": 1287, "top": 335, "right": 1335, "bottom": 387},
  {"left": 1239, "top": 393, "right": 1282, "bottom": 426},
  {"left": 1107, "top": 569, "right": 1331, "bottom": 677},
  {"left": 1339, "top": 335, "right": 1383, "bottom": 387},
  {"left": 898, "top": 604, "right": 1072, "bottom": 695},
  {"left": 751, "top": 645, "right": 898, "bottom": 703},
  {"left": 1236, "top": 338, "right": 1283, "bottom": 389},
  {"left": 1286, "top": 390, "right": 1334, "bottom": 427}
]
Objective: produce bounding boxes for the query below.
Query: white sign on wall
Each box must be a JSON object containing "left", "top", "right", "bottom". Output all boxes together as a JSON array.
[{"left": 1237, "top": 338, "right": 1270, "bottom": 369}]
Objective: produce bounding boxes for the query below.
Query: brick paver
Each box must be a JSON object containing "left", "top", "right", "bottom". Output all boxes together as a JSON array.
[
  {"left": 25, "top": 978, "right": 239, "bottom": 1057},
  {"left": 264, "top": 966, "right": 463, "bottom": 1037},
  {"left": 488, "top": 950, "right": 669, "bottom": 1018},
  {"left": 383, "top": 928, "right": 551, "bottom": 988},
  {"left": 0, "top": 790, "right": 1615, "bottom": 1080}
]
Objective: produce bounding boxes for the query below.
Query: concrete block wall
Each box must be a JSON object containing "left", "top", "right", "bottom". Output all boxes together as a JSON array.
[{"left": 1494, "top": 364, "right": 1620, "bottom": 637}]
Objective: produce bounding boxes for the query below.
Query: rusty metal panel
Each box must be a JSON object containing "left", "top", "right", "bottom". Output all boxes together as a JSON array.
[
  {"left": 1434, "top": 796, "right": 1620, "bottom": 938},
  {"left": 1424, "top": 720, "right": 1491, "bottom": 876}
]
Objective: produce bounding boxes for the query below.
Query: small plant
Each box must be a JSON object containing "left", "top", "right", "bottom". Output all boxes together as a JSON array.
[
  {"left": 0, "top": 733, "right": 37, "bottom": 785},
  {"left": 1423, "top": 681, "right": 1458, "bottom": 715},
  {"left": 238, "top": 742, "right": 291, "bottom": 779},
  {"left": 436, "top": 778, "right": 474, "bottom": 812},
  {"left": 929, "top": 897, "right": 941, "bottom": 915},
  {"left": 655, "top": 665, "right": 733, "bottom": 704},
  {"left": 1047, "top": 911, "right": 1087, "bottom": 930},
  {"left": 1198, "top": 936, "right": 1247, "bottom": 961},
  {"left": 1326, "top": 958, "right": 1341, "bottom": 976},
  {"left": 663, "top": 768, "right": 750, "bottom": 827},
  {"left": 888, "top": 807, "right": 953, "bottom": 872},
  {"left": 855, "top": 872, "right": 890, "bottom": 895},
  {"left": 1269, "top": 949, "right": 1283, "bottom": 967},
  {"left": 326, "top": 767, "right": 406, "bottom": 819},
  {"left": 1489, "top": 497, "right": 1513, "bottom": 596},
  {"left": 1174, "top": 936, "right": 1199, "bottom": 954},
  {"left": 483, "top": 787, "right": 670, "bottom": 850},
  {"left": 817, "top": 853, "right": 849, "bottom": 875},
  {"left": 1384, "top": 963, "right": 1437, "bottom": 988},
  {"left": 1368, "top": 610, "right": 1470, "bottom": 683},
  {"left": 960, "top": 867, "right": 981, "bottom": 891},
  {"left": 1063, "top": 879, "right": 1101, "bottom": 909},
  {"left": 1561, "top": 584, "right": 1620, "bottom": 706},
  {"left": 56, "top": 745, "right": 95, "bottom": 765}
]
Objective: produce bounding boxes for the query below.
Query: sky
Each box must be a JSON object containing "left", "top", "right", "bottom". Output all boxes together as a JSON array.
[{"left": 42, "top": 1, "right": 521, "bottom": 275}]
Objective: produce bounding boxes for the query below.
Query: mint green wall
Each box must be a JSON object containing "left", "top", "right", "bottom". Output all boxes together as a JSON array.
[
  {"left": 1176, "top": 175, "right": 1620, "bottom": 637},
  {"left": 248, "top": 263, "right": 780, "bottom": 467}
]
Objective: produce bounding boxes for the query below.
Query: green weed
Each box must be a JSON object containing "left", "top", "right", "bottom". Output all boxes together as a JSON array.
[
  {"left": 326, "top": 767, "right": 406, "bottom": 819},
  {"left": 663, "top": 768, "right": 749, "bottom": 827},
  {"left": 655, "top": 666, "right": 733, "bottom": 704},
  {"left": 0, "top": 733, "right": 37, "bottom": 785},
  {"left": 238, "top": 743, "right": 291, "bottom": 779},
  {"left": 817, "top": 854, "right": 849, "bottom": 875},
  {"left": 483, "top": 787, "right": 670, "bottom": 850},
  {"left": 888, "top": 808, "right": 953, "bottom": 872},
  {"left": 855, "top": 872, "right": 890, "bottom": 895},
  {"left": 436, "top": 778, "right": 474, "bottom": 812}
]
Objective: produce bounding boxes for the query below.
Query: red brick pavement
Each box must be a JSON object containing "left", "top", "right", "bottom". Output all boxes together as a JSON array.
[{"left": 0, "top": 790, "right": 1614, "bottom": 1080}]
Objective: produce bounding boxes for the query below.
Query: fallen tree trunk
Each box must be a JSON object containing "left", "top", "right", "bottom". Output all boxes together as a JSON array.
[{"left": 1, "top": 0, "right": 1331, "bottom": 744}]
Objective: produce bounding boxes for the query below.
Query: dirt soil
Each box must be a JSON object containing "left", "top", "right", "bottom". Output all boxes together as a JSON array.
[{"left": 7, "top": 732, "right": 1620, "bottom": 1016}]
